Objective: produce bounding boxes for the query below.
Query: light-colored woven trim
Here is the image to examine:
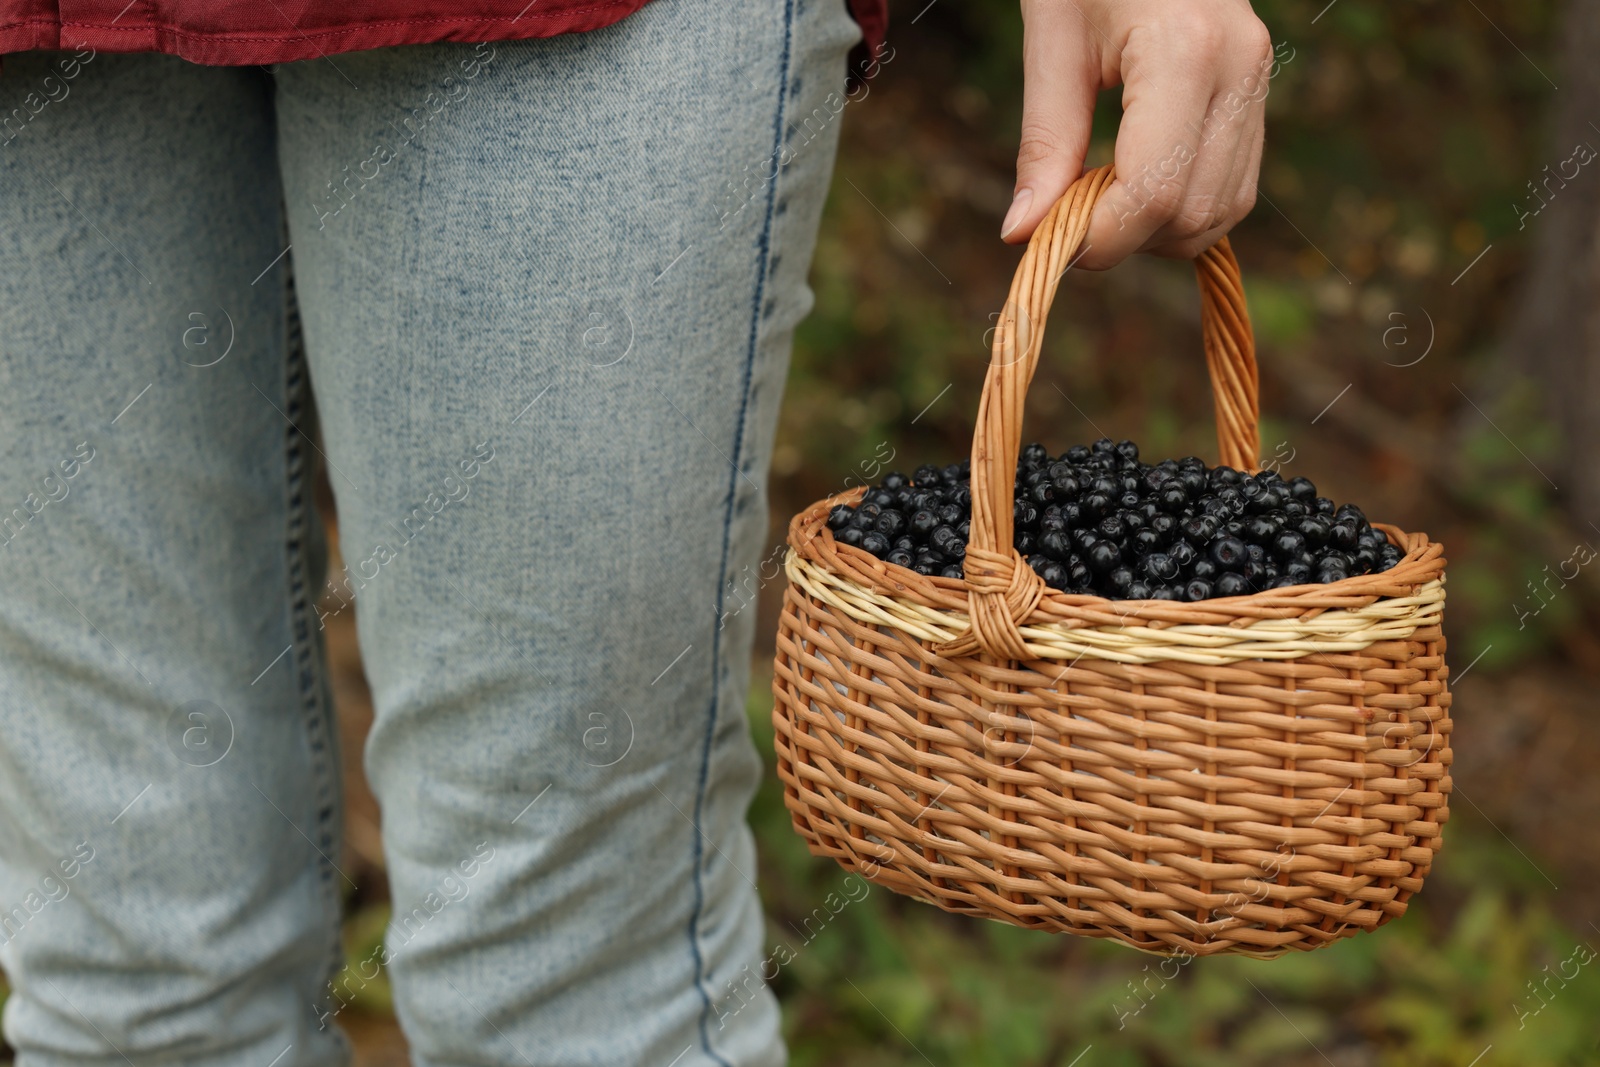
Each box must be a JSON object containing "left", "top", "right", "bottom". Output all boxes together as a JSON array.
[{"left": 786, "top": 550, "right": 1445, "bottom": 666}]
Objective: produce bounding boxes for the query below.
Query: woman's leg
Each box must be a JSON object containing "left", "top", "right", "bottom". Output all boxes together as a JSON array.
[
  {"left": 274, "top": 1, "right": 859, "bottom": 1063},
  {"left": 0, "top": 55, "right": 348, "bottom": 1065}
]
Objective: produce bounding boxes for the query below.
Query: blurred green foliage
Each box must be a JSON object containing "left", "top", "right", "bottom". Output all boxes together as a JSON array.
[{"left": 748, "top": 687, "right": 1600, "bottom": 1067}]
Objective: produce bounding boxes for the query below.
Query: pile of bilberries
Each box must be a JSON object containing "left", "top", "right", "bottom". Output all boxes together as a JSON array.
[{"left": 825, "top": 438, "right": 1401, "bottom": 601}]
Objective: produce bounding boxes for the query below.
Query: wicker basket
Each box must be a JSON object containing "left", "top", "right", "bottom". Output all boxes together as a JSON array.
[{"left": 771, "top": 166, "right": 1451, "bottom": 958}]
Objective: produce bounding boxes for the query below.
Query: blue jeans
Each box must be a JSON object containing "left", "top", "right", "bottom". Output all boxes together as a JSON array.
[{"left": 0, "top": 0, "right": 858, "bottom": 1062}]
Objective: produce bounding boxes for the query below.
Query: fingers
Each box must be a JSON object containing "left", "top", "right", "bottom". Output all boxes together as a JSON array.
[
  {"left": 1023, "top": 1, "right": 1273, "bottom": 270},
  {"left": 1138, "top": 14, "right": 1269, "bottom": 261},
  {"left": 1002, "top": 0, "right": 1102, "bottom": 244},
  {"left": 1144, "top": 101, "right": 1264, "bottom": 260},
  {"left": 1074, "top": 14, "right": 1222, "bottom": 267}
]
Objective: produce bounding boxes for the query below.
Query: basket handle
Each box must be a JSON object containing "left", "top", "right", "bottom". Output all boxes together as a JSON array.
[{"left": 934, "top": 164, "right": 1260, "bottom": 661}]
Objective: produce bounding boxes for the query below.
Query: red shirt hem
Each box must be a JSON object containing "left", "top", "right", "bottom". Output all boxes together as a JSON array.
[
  {"left": 0, "top": 3, "right": 654, "bottom": 66},
  {"left": 0, "top": 1, "right": 888, "bottom": 68}
]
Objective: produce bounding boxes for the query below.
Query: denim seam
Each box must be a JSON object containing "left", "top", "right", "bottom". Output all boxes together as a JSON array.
[
  {"left": 278, "top": 258, "right": 348, "bottom": 1052},
  {"left": 687, "top": 1, "right": 796, "bottom": 1062}
]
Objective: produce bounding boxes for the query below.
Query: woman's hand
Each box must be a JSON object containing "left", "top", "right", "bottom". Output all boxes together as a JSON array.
[{"left": 1001, "top": 0, "right": 1274, "bottom": 268}]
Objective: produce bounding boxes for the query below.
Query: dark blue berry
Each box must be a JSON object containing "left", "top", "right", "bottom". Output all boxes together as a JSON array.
[
  {"left": 1287, "top": 476, "right": 1317, "bottom": 501},
  {"left": 1143, "top": 552, "right": 1178, "bottom": 583},
  {"left": 931, "top": 525, "right": 965, "bottom": 559},
  {"left": 1297, "top": 517, "right": 1330, "bottom": 547},
  {"left": 1086, "top": 540, "right": 1122, "bottom": 573},
  {"left": 1210, "top": 536, "right": 1247, "bottom": 569},
  {"left": 861, "top": 532, "right": 891, "bottom": 557},
  {"left": 1038, "top": 529, "right": 1074, "bottom": 561},
  {"left": 1245, "top": 516, "right": 1279, "bottom": 542},
  {"left": 1035, "top": 559, "right": 1069, "bottom": 589},
  {"left": 1081, "top": 492, "right": 1114, "bottom": 520},
  {"left": 1213, "top": 571, "right": 1248, "bottom": 596},
  {"left": 1251, "top": 487, "right": 1285, "bottom": 512},
  {"left": 1209, "top": 466, "right": 1244, "bottom": 488},
  {"left": 1132, "top": 529, "right": 1163, "bottom": 554},
  {"left": 1182, "top": 515, "right": 1218, "bottom": 543}
]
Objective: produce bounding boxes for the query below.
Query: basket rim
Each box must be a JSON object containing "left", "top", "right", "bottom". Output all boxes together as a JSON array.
[{"left": 788, "top": 484, "right": 1447, "bottom": 632}]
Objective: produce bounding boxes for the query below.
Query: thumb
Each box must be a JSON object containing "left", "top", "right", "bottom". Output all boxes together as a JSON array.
[{"left": 1003, "top": 1, "right": 1102, "bottom": 244}]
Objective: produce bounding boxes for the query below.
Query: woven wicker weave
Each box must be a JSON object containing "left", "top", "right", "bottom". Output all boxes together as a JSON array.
[{"left": 771, "top": 166, "right": 1452, "bottom": 958}]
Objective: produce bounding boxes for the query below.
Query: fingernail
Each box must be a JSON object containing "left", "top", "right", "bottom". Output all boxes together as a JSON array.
[{"left": 1000, "top": 188, "right": 1033, "bottom": 240}]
